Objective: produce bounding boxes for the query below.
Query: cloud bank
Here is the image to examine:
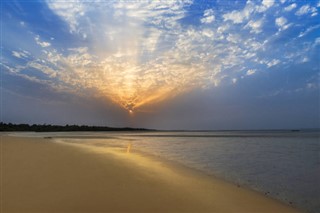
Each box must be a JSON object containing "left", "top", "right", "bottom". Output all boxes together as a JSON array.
[{"left": 2, "top": 0, "right": 320, "bottom": 114}]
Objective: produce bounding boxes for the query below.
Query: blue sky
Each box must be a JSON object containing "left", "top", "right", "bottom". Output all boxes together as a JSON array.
[{"left": 1, "top": 0, "right": 319, "bottom": 129}]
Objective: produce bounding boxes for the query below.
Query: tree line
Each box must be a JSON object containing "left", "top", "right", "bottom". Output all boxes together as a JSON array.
[{"left": 0, "top": 122, "right": 150, "bottom": 132}]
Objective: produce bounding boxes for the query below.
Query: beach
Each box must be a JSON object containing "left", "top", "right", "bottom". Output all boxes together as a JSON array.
[{"left": 1, "top": 135, "right": 302, "bottom": 213}]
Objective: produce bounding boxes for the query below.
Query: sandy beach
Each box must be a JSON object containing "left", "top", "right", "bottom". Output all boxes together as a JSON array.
[{"left": 1, "top": 135, "right": 302, "bottom": 213}]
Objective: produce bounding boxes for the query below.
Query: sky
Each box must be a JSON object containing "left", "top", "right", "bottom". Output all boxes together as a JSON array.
[{"left": 1, "top": 0, "right": 319, "bottom": 130}]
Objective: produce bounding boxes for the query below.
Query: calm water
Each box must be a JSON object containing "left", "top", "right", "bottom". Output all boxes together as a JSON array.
[{"left": 9, "top": 131, "right": 320, "bottom": 213}]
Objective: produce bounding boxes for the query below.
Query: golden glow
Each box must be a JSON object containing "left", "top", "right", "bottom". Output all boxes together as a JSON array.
[
  {"left": 52, "top": 54, "right": 207, "bottom": 112},
  {"left": 89, "top": 61, "right": 206, "bottom": 112}
]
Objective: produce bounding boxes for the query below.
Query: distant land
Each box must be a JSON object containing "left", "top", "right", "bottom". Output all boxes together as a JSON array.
[
  {"left": 1, "top": 122, "right": 319, "bottom": 133},
  {"left": 0, "top": 122, "right": 151, "bottom": 132}
]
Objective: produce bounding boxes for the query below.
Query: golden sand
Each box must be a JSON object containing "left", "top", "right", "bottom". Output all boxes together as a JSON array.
[{"left": 1, "top": 135, "right": 302, "bottom": 213}]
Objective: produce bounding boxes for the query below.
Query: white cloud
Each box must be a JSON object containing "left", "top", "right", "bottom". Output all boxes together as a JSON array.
[
  {"left": 275, "top": 17, "right": 289, "bottom": 30},
  {"left": 201, "top": 15, "right": 215, "bottom": 24},
  {"left": 226, "top": 34, "right": 240, "bottom": 43},
  {"left": 223, "top": 1, "right": 255, "bottom": 23},
  {"left": 202, "top": 29, "right": 214, "bottom": 38},
  {"left": 301, "top": 57, "right": 309, "bottom": 63},
  {"left": 223, "top": 0, "right": 275, "bottom": 23},
  {"left": 245, "top": 19, "right": 263, "bottom": 33},
  {"left": 267, "top": 59, "right": 280, "bottom": 67},
  {"left": 284, "top": 3, "right": 297, "bottom": 12},
  {"left": 306, "top": 83, "right": 317, "bottom": 89},
  {"left": 35, "top": 35, "right": 51, "bottom": 47},
  {"left": 28, "top": 61, "right": 57, "bottom": 77},
  {"left": 315, "top": 37, "right": 320, "bottom": 45},
  {"left": 217, "top": 24, "right": 229, "bottom": 34},
  {"left": 46, "top": 1, "right": 86, "bottom": 33},
  {"left": 298, "top": 25, "right": 320, "bottom": 37},
  {"left": 201, "top": 9, "right": 215, "bottom": 24},
  {"left": 295, "top": 4, "right": 317, "bottom": 16},
  {"left": 246, "top": 69, "right": 256, "bottom": 75},
  {"left": 142, "top": 29, "right": 161, "bottom": 52},
  {"left": 262, "top": 0, "right": 275, "bottom": 8},
  {"left": 256, "top": 0, "right": 275, "bottom": 12},
  {"left": 12, "top": 50, "right": 29, "bottom": 59},
  {"left": 280, "top": 0, "right": 286, "bottom": 4}
]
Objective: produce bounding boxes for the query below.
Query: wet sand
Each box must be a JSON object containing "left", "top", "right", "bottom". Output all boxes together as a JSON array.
[{"left": 1, "top": 135, "right": 302, "bottom": 213}]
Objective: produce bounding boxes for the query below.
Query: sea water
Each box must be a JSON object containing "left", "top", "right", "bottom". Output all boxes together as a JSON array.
[{"left": 9, "top": 130, "right": 320, "bottom": 213}]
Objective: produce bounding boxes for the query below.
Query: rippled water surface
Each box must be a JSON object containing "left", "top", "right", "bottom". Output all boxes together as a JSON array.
[{"left": 9, "top": 130, "right": 320, "bottom": 213}]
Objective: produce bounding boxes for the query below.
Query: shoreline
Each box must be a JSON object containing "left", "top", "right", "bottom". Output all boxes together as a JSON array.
[{"left": 1, "top": 135, "right": 302, "bottom": 213}]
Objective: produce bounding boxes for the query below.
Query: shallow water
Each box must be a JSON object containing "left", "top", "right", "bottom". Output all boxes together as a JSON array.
[{"left": 8, "top": 130, "right": 320, "bottom": 213}]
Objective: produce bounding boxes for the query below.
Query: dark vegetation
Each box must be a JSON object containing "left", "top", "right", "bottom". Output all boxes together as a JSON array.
[{"left": 0, "top": 122, "right": 150, "bottom": 132}]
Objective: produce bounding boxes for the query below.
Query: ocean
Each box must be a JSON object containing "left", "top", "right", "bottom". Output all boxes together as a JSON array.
[{"left": 9, "top": 130, "right": 320, "bottom": 213}]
